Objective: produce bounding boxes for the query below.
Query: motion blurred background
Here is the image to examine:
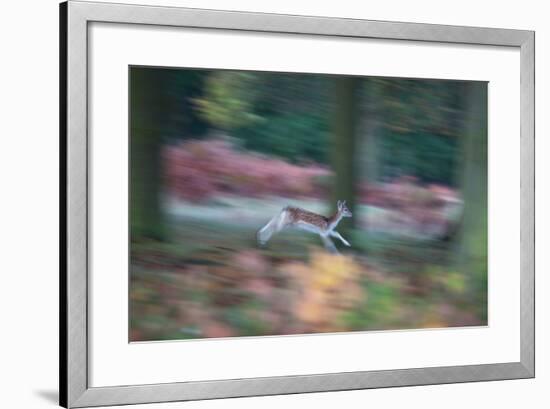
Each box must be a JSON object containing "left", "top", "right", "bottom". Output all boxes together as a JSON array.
[{"left": 129, "top": 66, "right": 487, "bottom": 341}]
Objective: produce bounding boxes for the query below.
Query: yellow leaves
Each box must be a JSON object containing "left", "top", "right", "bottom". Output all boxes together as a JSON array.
[
  {"left": 281, "top": 249, "right": 364, "bottom": 331},
  {"left": 309, "top": 251, "right": 361, "bottom": 290}
]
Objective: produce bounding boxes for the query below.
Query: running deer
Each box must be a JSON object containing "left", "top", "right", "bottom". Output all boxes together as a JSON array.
[{"left": 257, "top": 200, "right": 352, "bottom": 253}]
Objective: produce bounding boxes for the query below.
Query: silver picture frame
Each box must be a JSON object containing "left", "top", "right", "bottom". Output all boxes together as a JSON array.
[{"left": 60, "top": 1, "right": 535, "bottom": 407}]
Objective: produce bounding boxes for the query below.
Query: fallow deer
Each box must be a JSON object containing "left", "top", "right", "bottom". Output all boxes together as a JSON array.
[{"left": 257, "top": 200, "right": 352, "bottom": 253}]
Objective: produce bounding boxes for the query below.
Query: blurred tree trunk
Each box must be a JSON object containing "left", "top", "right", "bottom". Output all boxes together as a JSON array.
[
  {"left": 130, "top": 68, "right": 169, "bottom": 241},
  {"left": 362, "top": 79, "right": 382, "bottom": 184},
  {"left": 454, "top": 82, "right": 488, "bottom": 305},
  {"left": 356, "top": 79, "right": 382, "bottom": 240},
  {"left": 364, "top": 119, "right": 380, "bottom": 184},
  {"left": 331, "top": 76, "right": 360, "bottom": 231}
]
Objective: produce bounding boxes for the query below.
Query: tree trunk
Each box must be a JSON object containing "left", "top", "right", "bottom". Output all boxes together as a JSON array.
[
  {"left": 454, "top": 82, "right": 488, "bottom": 310},
  {"left": 331, "top": 76, "right": 360, "bottom": 232},
  {"left": 130, "top": 68, "right": 168, "bottom": 241},
  {"left": 361, "top": 79, "right": 382, "bottom": 185}
]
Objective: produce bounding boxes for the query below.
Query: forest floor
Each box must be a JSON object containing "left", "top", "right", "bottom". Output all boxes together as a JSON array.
[{"left": 130, "top": 196, "right": 486, "bottom": 341}]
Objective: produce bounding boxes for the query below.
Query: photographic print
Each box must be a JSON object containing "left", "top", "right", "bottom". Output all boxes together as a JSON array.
[{"left": 129, "top": 66, "right": 488, "bottom": 342}]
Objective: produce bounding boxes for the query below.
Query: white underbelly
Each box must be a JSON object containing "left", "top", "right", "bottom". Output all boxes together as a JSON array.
[{"left": 294, "top": 221, "right": 324, "bottom": 234}]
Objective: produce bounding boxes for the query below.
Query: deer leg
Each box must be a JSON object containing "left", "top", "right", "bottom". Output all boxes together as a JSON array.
[
  {"left": 257, "top": 209, "right": 287, "bottom": 246},
  {"left": 320, "top": 235, "right": 339, "bottom": 254},
  {"left": 257, "top": 216, "right": 276, "bottom": 246},
  {"left": 330, "top": 231, "right": 351, "bottom": 247}
]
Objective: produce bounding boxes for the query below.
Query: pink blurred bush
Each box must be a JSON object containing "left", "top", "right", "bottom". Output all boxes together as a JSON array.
[
  {"left": 164, "top": 139, "right": 461, "bottom": 229},
  {"left": 164, "top": 139, "right": 330, "bottom": 202}
]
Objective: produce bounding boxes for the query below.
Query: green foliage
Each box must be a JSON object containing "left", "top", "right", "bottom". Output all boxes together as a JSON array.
[
  {"left": 194, "top": 71, "right": 262, "bottom": 130},
  {"left": 379, "top": 131, "right": 459, "bottom": 184},
  {"left": 189, "top": 71, "right": 466, "bottom": 185},
  {"left": 168, "top": 69, "right": 209, "bottom": 138},
  {"left": 193, "top": 70, "right": 332, "bottom": 164},
  {"left": 360, "top": 77, "right": 465, "bottom": 185},
  {"left": 234, "top": 112, "right": 329, "bottom": 163},
  {"left": 375, "top": 78, "right": 463, "bottom": 137},
  {"left": 224, "top": 300, "right": 269, "bottom": 336},
  {"left": 341, "top": 280, "right": 398, "bottom": 330}
]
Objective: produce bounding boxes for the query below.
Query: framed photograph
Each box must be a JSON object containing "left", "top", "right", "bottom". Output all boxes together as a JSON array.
[{"left": 60, "top": 1, "right": 534, "bottom": 407}]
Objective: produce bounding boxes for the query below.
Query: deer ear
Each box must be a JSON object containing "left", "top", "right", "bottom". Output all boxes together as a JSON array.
[{"left": 337, "top": 200, "right": 342, "bottom": 209}]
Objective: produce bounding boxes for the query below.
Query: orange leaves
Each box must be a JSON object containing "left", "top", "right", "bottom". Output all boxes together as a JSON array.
[{"left": 202, "top": 321, "right": 236, "bottom": 338}]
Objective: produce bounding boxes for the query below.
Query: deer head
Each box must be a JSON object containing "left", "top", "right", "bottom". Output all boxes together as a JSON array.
[{"left": 337, "top": 200, "right": 352, "bottom": 218}]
